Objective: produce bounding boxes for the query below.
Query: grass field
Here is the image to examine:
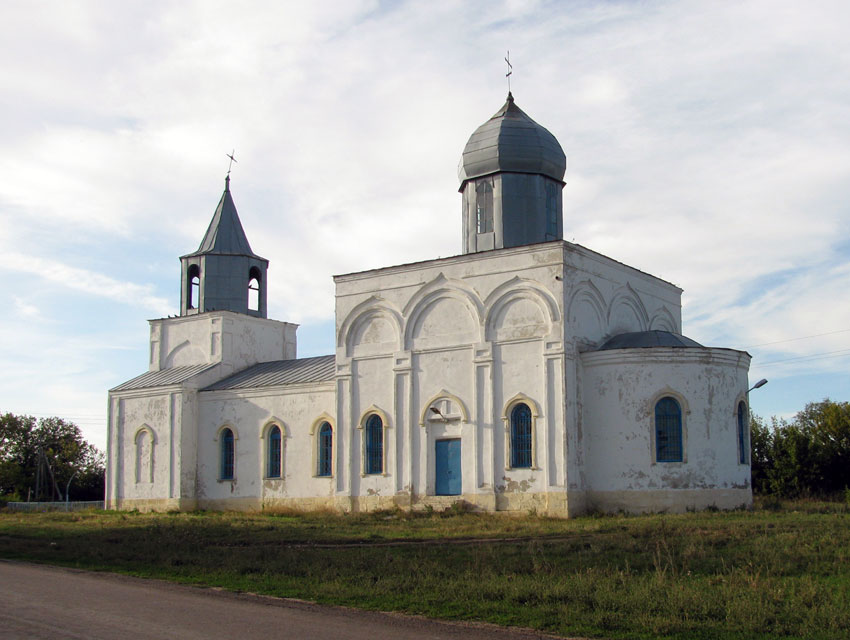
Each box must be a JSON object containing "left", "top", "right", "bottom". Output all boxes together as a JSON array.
[{"left": 1, "top": 499, "right": 848, "bottom": 639}]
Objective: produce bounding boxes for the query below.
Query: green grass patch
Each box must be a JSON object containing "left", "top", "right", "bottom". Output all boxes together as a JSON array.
[{"left": 1, "top": 503, "right": 848, "bottom": 639}]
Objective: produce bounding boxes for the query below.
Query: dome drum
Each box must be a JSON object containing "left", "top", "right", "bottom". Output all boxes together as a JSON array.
[{"left": 459, "top": 94, "right": 566, "bottom": 255}]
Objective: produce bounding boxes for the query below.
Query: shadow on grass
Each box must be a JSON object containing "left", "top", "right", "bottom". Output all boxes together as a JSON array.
[{"left": 1, "top": 506, "right": 849, "bottom": 639}]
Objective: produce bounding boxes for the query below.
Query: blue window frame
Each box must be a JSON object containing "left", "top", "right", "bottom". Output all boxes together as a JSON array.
[
  {"left": 365, "top": 414, "right": 383, "bottom": 475},
  {"left": 220, "top": 428, "right": 234, "bottom": 479},
  {"left": 317, "top": 422, "right": 333, "bottom": 477},
  {"left": 655, "top": 397, "right": 683, "bottom": 462},
  {"left": 476, "top": 179, "right": 493, "bottom": 234},
  {"left": 267, "top": 425, "right": 281, "bottom": 478},
  {"left": 737, "top": 401, "right": 747, "bottom": 464},
  {"left": 510, "top": 403, "right": 532, "bottom": 468}
]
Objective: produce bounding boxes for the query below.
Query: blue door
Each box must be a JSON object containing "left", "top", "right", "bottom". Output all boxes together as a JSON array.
[{"left": 435, "top": 439, "right": 461, "bottom": 496}]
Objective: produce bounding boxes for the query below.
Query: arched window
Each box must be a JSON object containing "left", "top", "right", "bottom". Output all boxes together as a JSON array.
[
  {"left": 267, "top": 425, "right": 281, "bottom": 478},
  {"left": 317, "top": 422, "right": 333, "bottom": 477},
  {"left": 188, "top": 264, "right": 200, "bottom": 310},
  {"left": 545, "top": 181, "right": 558, "bottom": 237},
  {"left": 510, "top": 403, "right": 532, "bottom": 468},
  {"left": 655, "top": 397, "right": 683, "bottom": 462},
  {"left": 135, "top": 429, "right": 153, "bottom": 484},
  {"left": 476, "top": 179, "right": 493, "bottom": 234},
  {"left": 737, "top": 401, "right": 748, "bottom": 464},
  {"left": 248, "top": 267, "right": 261, "bottom": 312},
  {"left": 365, "top": 414, "right": 383, "bottom": 475},
  {"left": 220, "top": 428, "right": 235, "bottom": 480}
]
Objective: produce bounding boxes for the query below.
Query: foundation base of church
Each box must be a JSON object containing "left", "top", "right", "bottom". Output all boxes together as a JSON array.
[
  {"left": 109, "top": 488, "right": 751, "bottom": 517},
  {"left": 584, "top": 487, "right": 753, "bottom": 514},
  {"left": 108, "top": 497, "right": 199, "bottom": 512}
]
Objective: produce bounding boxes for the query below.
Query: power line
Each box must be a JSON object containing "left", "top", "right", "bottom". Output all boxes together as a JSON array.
[
  {"left": 755, "top": 348, "right": 850, "bottom": 366},
  {"left": 746, "top": 328, "right": 850, "bottom": 349}
]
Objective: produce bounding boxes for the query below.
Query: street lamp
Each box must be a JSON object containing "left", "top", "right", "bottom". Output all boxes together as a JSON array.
[
  {"left": 748, "top": 378, "right": 768, "bottom": 393},
  {"left": 65, "top": 471, "right": 79, "bottom": 510}
]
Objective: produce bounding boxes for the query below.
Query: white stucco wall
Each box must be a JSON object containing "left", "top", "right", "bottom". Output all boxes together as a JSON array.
[
  {"left": 107, "top": 240, "right": 750, "bottom": 518},
  {"left": 195, "top": 382, "right": 336, "bottom": 509},
  {"left": 331, "top": 240, "right": 683, "bottom": 513},
  {"left": 579, "top": 347, "right": 752, "bottom": 513},
  {"left": 106, "top": 388, "right": 199, "bottom": 510},
  {"left": 149, "top": 311, "right": 297, "bottom": 372}
]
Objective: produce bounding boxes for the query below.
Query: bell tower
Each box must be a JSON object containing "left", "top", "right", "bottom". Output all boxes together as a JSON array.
[
  {"left": 179, "top": 175, "right": 269, "bottom": 317},
  {"left": 458, "top": 93, "right": 566, "bottom": 254}
]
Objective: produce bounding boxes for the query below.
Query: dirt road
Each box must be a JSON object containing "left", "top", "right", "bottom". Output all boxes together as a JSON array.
[{"left": 0, "top": 560, "right": 574, "bottom": 639}]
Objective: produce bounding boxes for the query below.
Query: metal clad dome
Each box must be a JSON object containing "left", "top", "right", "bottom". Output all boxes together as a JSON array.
[
  {"left": 596, "top": 331, "right": 704, "bottom": 351},
  {"left": 458, "top": 92, "right": 566, "bottom": 187}
]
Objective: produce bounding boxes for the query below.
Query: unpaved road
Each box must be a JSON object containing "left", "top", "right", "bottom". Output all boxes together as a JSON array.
[{"left": 0, "top": 560, "right": 576, "bottom": 639}]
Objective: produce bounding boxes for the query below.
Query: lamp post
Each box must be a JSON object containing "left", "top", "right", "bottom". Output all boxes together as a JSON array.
[
  {"left": 65, "top": 471, "right": 79, "bottom": 510},
  {"left": 748, "top": 378, "right": 768, "bottom": 393}
]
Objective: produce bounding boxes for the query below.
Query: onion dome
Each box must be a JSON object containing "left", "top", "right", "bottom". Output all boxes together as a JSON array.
[{"left": 458, "top": 92, "right": 566, "bottom": 190}]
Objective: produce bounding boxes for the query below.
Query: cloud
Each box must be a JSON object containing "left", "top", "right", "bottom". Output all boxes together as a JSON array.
[
  {"left": 0, "top": 252, "right": 170, "bottom": 316},
  {"left": 12, "top": 296, "right": 40, "bottom": 318},
  {"left": 0, "top": 0, "right": 848, "bottom": 446}
]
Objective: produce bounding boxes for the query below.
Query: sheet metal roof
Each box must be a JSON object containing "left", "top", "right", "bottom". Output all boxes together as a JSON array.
[
  {"left": 182, "top": 175, "right": 265, "bottom": 260},
  {"left": 204, "top": 355, "right": 336, "bottom": 391},
  {"left": 111, "top": 363, "right": 218, "bottom": 392},
  {"left": 458, "top": 92, "right": 566, "bottom": 188},
  {"left": 596, "top": 331, "right": 703, "bottom": 351}
]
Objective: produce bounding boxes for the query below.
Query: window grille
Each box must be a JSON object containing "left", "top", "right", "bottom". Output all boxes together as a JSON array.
[
  {"left": 267, "top": 426, "right": 281, "bottom": 478},
  {"left": 510, "top": 403, "right": 532, "bottom": 468},
  {"left": 221, "top": 428, "right": 234, "bottom": 479},
  {"left": 365, "top": 415, "right": 383, "bottom": 475},
  {"left": 317, "top": 422, "right": 333, "bottom": 477},
  {"left": 655, "top": 397, "right": 683, "bottom": 462}
]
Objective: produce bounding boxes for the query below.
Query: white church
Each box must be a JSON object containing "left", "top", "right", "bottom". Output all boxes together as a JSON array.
[{"left": 106, "top": 94, "right": 753, "bottom": 516}]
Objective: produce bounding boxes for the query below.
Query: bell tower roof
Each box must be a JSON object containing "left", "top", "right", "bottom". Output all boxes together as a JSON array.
[
  {"left": 179, "top": 175, "right": 269, "bottom": 318},
  {"left": 183, "top": 175, "right": 265, "bottom": 260},
  {"left": 458, "top": 92, "right": 566, "bottom": 190}
]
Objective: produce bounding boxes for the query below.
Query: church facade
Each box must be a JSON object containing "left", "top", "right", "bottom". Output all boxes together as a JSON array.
[{"left": 106, "top": 94, "right": 753, "bottom": 516}]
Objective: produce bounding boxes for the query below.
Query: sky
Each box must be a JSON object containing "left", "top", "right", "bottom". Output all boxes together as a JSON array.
[{"left": 1, "top": 0, "right": 848, "bottom": 450}]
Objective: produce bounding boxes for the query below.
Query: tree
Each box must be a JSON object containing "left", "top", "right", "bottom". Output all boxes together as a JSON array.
[
  {"left": 794, "top": 399, "right": 850, "bottom": 494},
  {"left": 749, "top": 411, "right": 772, "bottom": 495},
  {"left": 750, "top": 399, "right": 850, "bottom": 498},
  {"left": 0, "top": 413, "right": 105, "bottom": 501}
]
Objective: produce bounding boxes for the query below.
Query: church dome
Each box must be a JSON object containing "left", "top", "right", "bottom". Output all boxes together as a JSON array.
[
  {"left": 596, "top": 331, "right": 704, "bottom": 351},
  {"left": 458, "top": 92, "right": 566, "bottom": 189}
]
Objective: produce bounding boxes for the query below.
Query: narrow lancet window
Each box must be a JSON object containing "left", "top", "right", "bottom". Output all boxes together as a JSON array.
[
  {"left": 365, "top": 415, "right": 383, "bottom": 475},
  {"left": 188, "top": 264, "right": 201, "bottom": 310},
  {"left": 655, "top": 397, "right": 683, "bottom": 462},
  {"left": 476, "top": 179, "right": 493, "bottom": 234},
  {"left": 510, "top": 403, "right": 532, "bottom": 468},
  {"left": 737, "top": 402, "right": 747, "bottom": 464},
  {"left": 267, "top": 425, "right": 281, "bottom": 478},
  {"left": 220, "top": 428, "right": 235, "bottom": 480},
  {"left": 248, "top": 267, "right": 261, "bottom": 312},
  {"left": 317, "top": 422, "right": 333, "bottom": 477}
]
